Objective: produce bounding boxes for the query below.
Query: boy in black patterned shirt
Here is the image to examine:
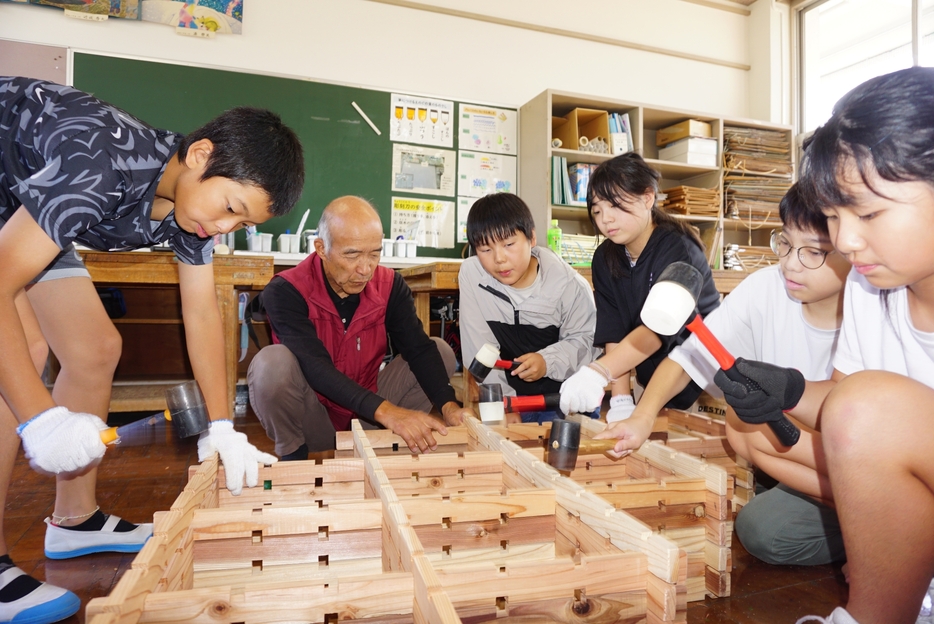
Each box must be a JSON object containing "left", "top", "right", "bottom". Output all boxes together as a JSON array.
[{"left": 0, "top": 76, "right": 304, "bottom": 623}]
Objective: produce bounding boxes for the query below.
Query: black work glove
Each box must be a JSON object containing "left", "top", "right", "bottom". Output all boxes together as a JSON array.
[{"left": 714, "top": 358, "right": 805, "bottom": 446}]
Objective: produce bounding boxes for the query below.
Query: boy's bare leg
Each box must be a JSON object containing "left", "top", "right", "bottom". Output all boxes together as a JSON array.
[
  {"left": 26, "top": 277, "right": 121, "bottom": 525},
  {"left": 0, "top": 289, "right": 50, "bottom": 556},
  {"left": 725, "top": 410, "right": 833, "bottom": 505},
  {"left": 822, "top": 371, "right": 934, "bottom": 624}
]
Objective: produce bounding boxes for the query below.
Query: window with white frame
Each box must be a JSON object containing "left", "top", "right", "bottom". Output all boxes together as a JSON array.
[{"left": 798, "top": 0, "right": 934, "bottom": 133}]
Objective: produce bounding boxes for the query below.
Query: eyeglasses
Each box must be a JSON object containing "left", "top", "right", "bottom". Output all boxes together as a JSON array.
[{"left": 769, "top": 230, "right": 834, "bottom": 270}]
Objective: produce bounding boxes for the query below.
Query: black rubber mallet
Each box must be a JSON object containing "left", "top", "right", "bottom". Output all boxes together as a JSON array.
[
  {"left": 640, "top": 261, "right": 800, "bottom": 446},
  {"left": 99, "top": 380, "right": 211, "bottom": 446},
  {"left": 467, "top": 342, "right": 519, "bottom": 381},
  {"left": 546, "top": 418, "right": 617, "bottom": 473}
]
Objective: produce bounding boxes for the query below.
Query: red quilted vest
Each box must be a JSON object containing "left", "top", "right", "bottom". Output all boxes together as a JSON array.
[{"left": 273, "top": 253, "right": 392, "bottom": 431}]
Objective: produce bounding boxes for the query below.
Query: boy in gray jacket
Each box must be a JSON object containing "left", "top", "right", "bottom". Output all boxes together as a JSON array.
[{"left": 459, "top": 194, "right": 599, "bottom": 423}]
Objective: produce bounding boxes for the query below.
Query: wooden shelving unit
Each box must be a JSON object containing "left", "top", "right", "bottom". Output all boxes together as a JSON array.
[{"left": 519, "top": 89, "right": 794, "bottom": 272}]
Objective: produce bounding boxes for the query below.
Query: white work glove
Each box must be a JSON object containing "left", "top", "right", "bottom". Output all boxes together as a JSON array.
[
  {"left": 606, "top": 394, "right": 636, "bottom": 424},
  {"left": 559, "top": 365, "right": 608, "bottom": 415},
  {"left": 17, "top": 406, "right": 108, "bottom": 475},
  {"left": 197, "top": 420, "right": 278, "bottom": 496}
]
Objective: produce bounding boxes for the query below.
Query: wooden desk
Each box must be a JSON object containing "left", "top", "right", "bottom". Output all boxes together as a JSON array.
[
  {"left": 398, "top": 262, "right": 749, "bottom": 337},
  {"left": 79, "top": 251, "right": 274, "bottom": 412},
  {"left": 398, "top": 262, "right": 461, "bottom": 334}
]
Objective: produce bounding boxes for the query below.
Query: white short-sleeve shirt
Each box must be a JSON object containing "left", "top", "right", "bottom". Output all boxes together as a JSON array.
[
  {"left": 833, "top": 269, "right": 934, "bottom": 388},
  {"left": 669, "top": 265, "right": 840, "bottom": 397}
]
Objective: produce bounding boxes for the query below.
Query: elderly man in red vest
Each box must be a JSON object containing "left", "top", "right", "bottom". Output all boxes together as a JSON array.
[{"left": 247, "top": 196, "right": 473, "bottom": 458}]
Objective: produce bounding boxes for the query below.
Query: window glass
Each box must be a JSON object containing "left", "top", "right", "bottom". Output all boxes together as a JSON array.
[
  {"left": 922, "top": 0, "right": 934, "bottom": 67},
  {"left": 801, "top": 0, "right": 912, "bottom": 132}
]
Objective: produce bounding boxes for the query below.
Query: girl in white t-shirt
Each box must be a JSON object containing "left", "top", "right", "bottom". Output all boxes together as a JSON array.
[{"left": 729, "top": 67, "right": 934, "bottom": 624}]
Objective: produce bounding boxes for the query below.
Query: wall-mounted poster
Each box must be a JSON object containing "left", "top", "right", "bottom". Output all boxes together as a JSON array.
[
  {"left": 391, "top": 144, "right": 456, "bottom": 197},
  {"left": 457, "top": 151, "right": 517, "bottom": 198},
  {"left": 26, "top": 0, "right": 139, "bottom": 18},
  {"left": 456, "top": 196, "right": 478, "bottom": 244},
  {"left": 458, "top": 104, "right": 517, "bottom": 155},
  {"left": 389, "top": 93, "right": 454, "bottom": 149},
  {"left": 142, "top": 0, "right": 242, "bottom": 33},
  {"left": 390, "top": 197, "right": 455, "bottom": 249}
]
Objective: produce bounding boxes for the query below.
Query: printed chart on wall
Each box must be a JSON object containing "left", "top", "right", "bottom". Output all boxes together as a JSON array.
[
  {"left": 389, "top": 93, "right": 454, "bottom": 148},
  {"left": 457, "top": 151, "right": 516, "bottom": 197},
  {"left": 391, "top": 144, "right": 456, "bottom": 197},
  {"left": 390, "top": 197, "right": 455, "bottom": 249},
  {"left": 387, "top": 93, "right": 516, "bottom": 250},
  {"left": 458, "top": 104, "right": 517, "bottom": 155},
  {"left": 455, "top": 103, "right": 518, "bottom": 243},
  {"left": 456, "top": 197, "right": 477, "bottom": 244}
]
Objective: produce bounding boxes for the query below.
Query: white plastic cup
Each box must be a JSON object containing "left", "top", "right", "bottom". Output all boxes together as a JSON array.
[
  {"left": 289, "top": 234, "right": 301, "bottom": 253},
  {"left": 406, "top": 240, "right": 417, "bottom": 258},
  {"left": 260, "top": 233, "right": 273, "bottom": 253},
  {"left": 394, "top": 239, "right": 407, "bottom": 257},
  {"left": 478, "top": 383, "right": 505, "bottom": 423},
  {"left": 278, "top": 234, "right": 299, "bottom": 253},
  {"left": 382, "top": 239, "right": 394, "bottom": 257},
  {"left": 248, "top": 234, "right": 261, "bottom": 251}
]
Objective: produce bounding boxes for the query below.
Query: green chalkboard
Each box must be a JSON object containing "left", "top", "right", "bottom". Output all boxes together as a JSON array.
[{"left": 74, "top": 53, "right": 493, "bottom": 257}]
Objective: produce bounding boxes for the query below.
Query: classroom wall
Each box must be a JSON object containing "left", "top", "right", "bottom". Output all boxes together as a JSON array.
[
  {"left": 747, "top": 0, "right": 792, "bottom": 124},
  {"left": 0, "top": 0, "right": 786, "bottom": 123}
]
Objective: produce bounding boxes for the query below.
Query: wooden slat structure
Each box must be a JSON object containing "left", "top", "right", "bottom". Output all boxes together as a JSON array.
[{"left": 87, "top": 417, "right": 737, "bottom": 622}]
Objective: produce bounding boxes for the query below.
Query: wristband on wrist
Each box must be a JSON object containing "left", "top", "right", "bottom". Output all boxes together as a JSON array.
[{"left": 587, "top": 361, "right": 617, "bottom": 383}]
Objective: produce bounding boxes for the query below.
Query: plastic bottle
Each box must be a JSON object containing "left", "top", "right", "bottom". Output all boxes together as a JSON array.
[{"left": 547, "top": 219, "right": 563, "bottom": 256}]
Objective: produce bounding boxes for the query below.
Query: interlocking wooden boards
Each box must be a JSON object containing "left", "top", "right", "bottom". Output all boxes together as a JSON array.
[{"left": 89, "top": 417, "right": 737, "bottom": 623}]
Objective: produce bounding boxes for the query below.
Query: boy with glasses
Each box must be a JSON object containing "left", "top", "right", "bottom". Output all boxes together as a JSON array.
[{"left": 592, "top": 183, "right": 853, "bottom": 567}]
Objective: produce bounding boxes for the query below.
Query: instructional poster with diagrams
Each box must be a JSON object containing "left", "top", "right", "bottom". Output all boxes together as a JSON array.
[
  {"left": 390, "top": 197, "right": 455, "bottom": 249},
  {"left": 456, "top": 196, "right": 478, "bottom": 244},
  {"left": 458, "top": 104, "right": 517, "bottom": 155},
  {"left": 457, "top": 151, "right": 517, "bottom": 198},
  {"left": 391, "top": 144, "right": 456, "bottom": 197},
  {"left": 388, "top": 93, "right": 455, "bottom": 148}
]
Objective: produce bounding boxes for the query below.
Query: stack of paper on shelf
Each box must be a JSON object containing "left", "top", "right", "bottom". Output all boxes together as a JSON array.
[
  {"left": 723, "top": 244, "right": 777, "bottom": 272},
  {"left": 560, "top": 233, "right": 603, "bottom": 265},
  {"left": 722, "top": 127, "right": 793, "bottom": 177},
  {"left": 724, "top": 175, "right": 792, "bottom": 222},
  {"left": 722, "top": 125, "right": 793, "bottom": 224},
  {"left": 658, "top": 136, "right": 718, "bottom": 167},
  {"left": 660, "top": 185, "right": 721, "bottom": 217}
]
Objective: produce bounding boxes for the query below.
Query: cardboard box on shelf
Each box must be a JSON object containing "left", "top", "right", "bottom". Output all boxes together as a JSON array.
[
  {"left": 658, "top": 136, "right": 719, "bottom": 167},
  {"left": 656, "top": 119, "right": 713, "bottom": 146},
  {"left": 552, "top": 108, "right": 609, "bottom": 152}
]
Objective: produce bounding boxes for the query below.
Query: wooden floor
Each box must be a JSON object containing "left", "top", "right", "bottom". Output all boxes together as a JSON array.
[{"left": 4, "top": 408, "right": 849, "bottom": 624}]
